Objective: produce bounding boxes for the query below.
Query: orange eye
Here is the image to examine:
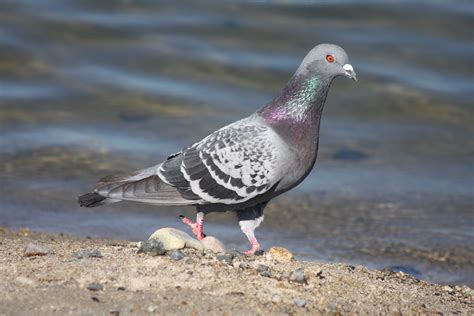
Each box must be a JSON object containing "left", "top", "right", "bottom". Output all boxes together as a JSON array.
[{"left": 326, "top": 55, "right": 335, "bottom": 63}]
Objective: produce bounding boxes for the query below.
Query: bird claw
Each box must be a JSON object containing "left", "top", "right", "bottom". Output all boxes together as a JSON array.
[{"left": 180, "top": 215, "right": 205, "bottom": 240}]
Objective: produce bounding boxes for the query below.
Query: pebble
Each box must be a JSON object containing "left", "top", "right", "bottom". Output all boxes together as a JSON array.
[
  {"left": 294, "top": 298, "right": 307, "bottom": 307},
  {"left": 24, "top": 243, "right": 49, "bottom": 257},
  {"left": 169, "top": 249, "right": 185, "bottom": 261},
  {"left": 260, "top": 271, "right": 271, "bottom": 278},
  {"left": 87, "top": 283, "right": 103, "bottom": 291},
  {"left": 137, "top": 239, "right": 166, "bottom": 256},
  {"left": 14, "top": 276, "right": 35, "bottom": 286},
  {"left": 266, "top": 247, "right": 294, "bottom": 262},
  {"left": 256, "top": 264, "right": 269, "bottom": 273},
  {"left": 254, "top": 250, "right": 264, "bottom": 256},
  {"left": 282, "top": 307, "right": 292, "bottom": 314},
  {"left": 216, "top": 252, "right": 234, "bottom": 265},
  {"left": 201, "top": 236, "right": 226, "bottom": 253},
  {"left": 289, "top": 268, "right": 307, "bottom": 284},
  {"left": 239, "top": 262, "right": 248, "bottom": 270},
  {"left": 227, "top": 249, "right": 244, "bottom": 257},
  {"left": 148, "top": 228, "right": 203, "bottom": 251},
  {"left": 74, "top": 248, "right": 103, "bottom": 259},
  {"left": 442, "top": 285, "right": 454, "bottom": 294}
]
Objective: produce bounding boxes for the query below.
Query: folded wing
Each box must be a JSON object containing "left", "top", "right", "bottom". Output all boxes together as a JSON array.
[{"left": 159, "top": 117, "right": 281, "bottom": 205}]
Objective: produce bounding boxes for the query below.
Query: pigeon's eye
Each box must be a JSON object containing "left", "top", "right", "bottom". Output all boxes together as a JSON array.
[{"left": 326, "top": 55, "right": 335, "bottom": 63}]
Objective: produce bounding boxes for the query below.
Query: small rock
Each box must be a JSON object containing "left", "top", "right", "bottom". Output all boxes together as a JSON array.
[
  {"left": 442, "top": 285, "right": 454, "bottom": 294},
  {"left": 24, "top": 243, "right": 49, "bottom": 257},
  {"left": 326, "top": 303, "right": 337, "bottom": 312},
  {"left": 137, "top": 239, "right": 166, "bottom": 256},
  {"left": 289, "top": 268, "right": 307, "bottom": 284},
  {"left": 147, "top": 305, "right": 156, "bottom": 313},
  {"left": 227, "top": 249, "right": 244, "bottom": 257},
  {"left": 169, "top": 249, "right": 185, "bottom": 261},
  {"left": 266, "top": 247, "right": 294, "bottom": 262},
  {"left": 148, "top": 228, "right": 203, "bottom": 251},
  {"left": 260, "top": 271, "right": 271, "bottom": 278},
  {"left": 239, "top": 262, "right": 248, "bottom": 270},
  {"left": 282, "top": 307, "right": 292, "bottom": 314},
  {"left": 91, "top": 296, "right": 100, "bottom": 302},
  {"left": 110, "top": 311, "right": 120, "bottom": 316},
  {"left": 14, "top": 276, "right": 35, "bottom": 286},
  {"left": 294, "top": 298, "right": 307, "bottom": 307},
  {"left": 254, "top": 249, "right": 264, "bottom": 256},
  {"left": 117, "top": 286, "right": 126, "bottom": 291},
  {"left": 87, "top": 283, "right": 103, "bottom": 291},
  {"left": 201, "top": 236, "right": 226, "bottom": 253},
  {"left": 128, "top": 241, "right": 141, "bottom": 248},
  {"left": 216, "top": 252, "right": 234, "bottom": 265},
  {"left": 74, "top": 248, "right": 103, "bottom": 259},
  {"left": 386, "top": 265, "right": 422, "bottom": 279},
  {"left": 185, "top": 258, "right": 195, "bottom": 265},
  {"left": 256, "top": 264, "right": 269, "bottom": 273}
]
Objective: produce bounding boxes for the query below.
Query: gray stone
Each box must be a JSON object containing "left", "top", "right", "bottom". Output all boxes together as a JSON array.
[
  {"left": 260, "top": 271, "right": 271, "bottom": 278},
  {"left": 148, "top": 228, "right": 203, "bottom": 251},
  {"left": 294, "top": 298, "right": 307, "bottom": 307},
  {"left": 74, "top": 248, "right": 103, "bottom": 259},
  {"left": 169, "top": 249, "right": 185, "bottom": 261},
  {"left": 216, "top": 252, "right": 234, "bottom": 265},
  {"left": 24, "top": 243, "right": 49, "bottom": 257},
  {"left": 227, "top": 249, "right": 244, "bottom": 257},
  {"left": 256, "top": 264, "right": 269, "bottom": 273},
  {"left": 87, "top": 283, "right": 103, "bottom": 291},
  {"left": 201, "top": 236, "right": 226, "bottom": 253},
  {"left": 289, "top": 268, "right": 307, "bottom": 284},
  {"left": 137, "top": 239, "right": 166, "bottom": 256}
]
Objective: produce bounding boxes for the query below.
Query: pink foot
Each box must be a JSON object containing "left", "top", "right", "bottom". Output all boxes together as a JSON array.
[
  {"left": 244, "top": 237, "right": 260, "bottom": 255},
  {"left": 179, "top": 215, "right": 204, "bottom": 240}
]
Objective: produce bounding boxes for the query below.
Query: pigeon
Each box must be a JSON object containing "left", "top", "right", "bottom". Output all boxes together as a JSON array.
[{"left": 78, "top": 43, "right": 357, "bottom": 254}]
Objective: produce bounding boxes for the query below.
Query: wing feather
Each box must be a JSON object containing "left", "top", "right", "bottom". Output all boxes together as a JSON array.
[{"left": 158, "top": 117, "right": 282, "bottom": 205}]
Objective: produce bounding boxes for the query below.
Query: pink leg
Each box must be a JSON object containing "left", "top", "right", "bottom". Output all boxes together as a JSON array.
[
  {"left": 179, "top": 212, "right": 204, "bottom": 240},
  {"left": 240, "top": 218, "right": 263, "bottom": 255},
  {"left": 244, "top": 236, "right": 260, "bottom": 255}
]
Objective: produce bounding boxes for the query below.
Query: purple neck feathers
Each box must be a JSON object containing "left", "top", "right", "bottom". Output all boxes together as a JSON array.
[{"left": 258, "top": 74, "right": 331, "bottom": 144}]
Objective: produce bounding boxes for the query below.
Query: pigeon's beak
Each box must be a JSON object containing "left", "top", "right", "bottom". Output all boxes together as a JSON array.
[{"left": 343, "top": 64, "right": 357, "bottom": 81}]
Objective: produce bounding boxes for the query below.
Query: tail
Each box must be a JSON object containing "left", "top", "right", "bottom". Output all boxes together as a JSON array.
[
  {"left": 78, "top": 164, "right": 199, "bottom": 207},
  {"left": 78, "top": 192, "right": 107, "bottom": 208}
]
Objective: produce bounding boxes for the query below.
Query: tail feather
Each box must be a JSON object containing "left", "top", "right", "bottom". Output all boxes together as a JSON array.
[
  {"left": 79, "top": 165, "right": 200, "bottom": 207},
  {"left": 78, "top": 192, "right": 107, "bottom": 208}
]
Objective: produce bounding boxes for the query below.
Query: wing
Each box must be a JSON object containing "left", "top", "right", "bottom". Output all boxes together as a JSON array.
[{"left": 158, "top": 117, "right": 282, "bottom": 205}]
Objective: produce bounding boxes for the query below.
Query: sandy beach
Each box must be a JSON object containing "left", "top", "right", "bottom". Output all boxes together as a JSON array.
[{"left": 0, "top": 227, "right": 472, "bottom": 315}]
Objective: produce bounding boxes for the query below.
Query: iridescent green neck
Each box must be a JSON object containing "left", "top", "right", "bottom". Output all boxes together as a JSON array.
[{"left": 260, "top": 74, "right": 330, "bottom": 123}]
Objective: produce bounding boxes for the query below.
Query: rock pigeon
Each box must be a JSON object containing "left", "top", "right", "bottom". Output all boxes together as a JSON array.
[{"left": 78, "top": 43, "right": 357, "bottom": 254}]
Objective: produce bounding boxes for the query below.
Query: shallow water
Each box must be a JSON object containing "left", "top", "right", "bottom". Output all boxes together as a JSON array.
[{"left": 1, "top": 0, "right": 473, "bottom": 286}]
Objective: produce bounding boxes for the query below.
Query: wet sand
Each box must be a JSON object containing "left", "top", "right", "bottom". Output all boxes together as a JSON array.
[{"left": 0, "top": 227, "right": 472, "bottom": 315}]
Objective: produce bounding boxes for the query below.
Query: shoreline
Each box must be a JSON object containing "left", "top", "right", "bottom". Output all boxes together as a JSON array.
[{"left": 0, "top": 227, "right": 472, "bottom": 315}]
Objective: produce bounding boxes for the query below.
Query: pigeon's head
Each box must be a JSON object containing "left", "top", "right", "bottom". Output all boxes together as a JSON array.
[{"left": 297, "top": 43, "right": 357, "bottom": 81}]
